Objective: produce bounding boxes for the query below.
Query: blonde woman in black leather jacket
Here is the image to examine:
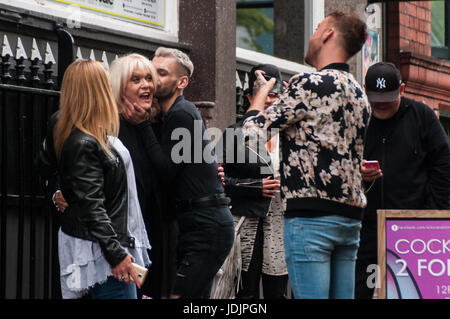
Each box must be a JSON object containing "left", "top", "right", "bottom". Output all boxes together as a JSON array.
[{"left": 37, "top": 59, "right": 150, "bottom": 298}]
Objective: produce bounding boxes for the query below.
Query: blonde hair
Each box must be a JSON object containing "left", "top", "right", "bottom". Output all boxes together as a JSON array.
[
  {"left": 54, "top": 59, "right": 119, "bottom": 159},
  {"left": 109, "top": 53, "right": 158, "bottom": 116},
  {"left": 154, "top": 47, "right": 194, "bottom": 78}
]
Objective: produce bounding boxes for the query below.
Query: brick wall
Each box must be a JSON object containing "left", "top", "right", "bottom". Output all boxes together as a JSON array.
[
  {"left": 386, "top": 1, "right": 450, "bottom": 114},
  {"left": 387, "top": 1, "right": 431, "bottom": 58}
]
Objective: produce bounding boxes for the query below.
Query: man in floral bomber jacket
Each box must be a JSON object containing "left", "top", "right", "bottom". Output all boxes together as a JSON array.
[{"left": 241, "top": 11, "right": 371, "bottom": 299}]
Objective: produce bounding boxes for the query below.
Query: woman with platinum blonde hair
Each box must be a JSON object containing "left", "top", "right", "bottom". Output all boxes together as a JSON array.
[
  {"left": 37, "top": 59, "right": 151, "bottom": 299},
  {"left": 109, "top": 53, "right": 160, "bottom": 122},
  {"left": 109, "top": 53, "right": 177, "bottom": 299}
]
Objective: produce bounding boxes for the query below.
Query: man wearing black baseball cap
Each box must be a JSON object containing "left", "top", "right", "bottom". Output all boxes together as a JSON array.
[
  {"left": 364, "top": 62, "right": 405, "bottom": 119},
  {"left": 355, "top": 62, "right": 450, "bottom": 299}
]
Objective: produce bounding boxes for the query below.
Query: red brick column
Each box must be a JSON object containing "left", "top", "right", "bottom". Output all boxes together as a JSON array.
[{"left": 386, "top": 1, "right": 450, "bottom": 114}]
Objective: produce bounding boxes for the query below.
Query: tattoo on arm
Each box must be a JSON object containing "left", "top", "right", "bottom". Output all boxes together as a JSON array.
[{"left": 252, "top": 77, "right": 266, "bottom": 94}]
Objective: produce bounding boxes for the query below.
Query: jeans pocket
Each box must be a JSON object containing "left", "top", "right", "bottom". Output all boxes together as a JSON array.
[
  {"left": 336, "top": 221, "right": 362, "bottom": 261},
  {"left": 284, "top": 219, "right": 332, "bottom": 263},
  {"left": 301, "top": 225, "right": 335, "bottom": 262}
]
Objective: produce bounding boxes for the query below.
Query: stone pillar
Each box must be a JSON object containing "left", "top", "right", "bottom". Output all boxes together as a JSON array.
[{"left": 178, "top": 0, "right": 236, "bottom": 131}]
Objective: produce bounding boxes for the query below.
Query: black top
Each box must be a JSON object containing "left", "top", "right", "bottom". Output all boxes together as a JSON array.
[
  {"left": 119, "top": 118, "right": 166, "bottom": 220},
  {"left": 137, "top": 95, "right": 224, "bottom": 201},
  {"left": 363, "top": 97, "right": 450, "bottom": 224},
  {"left": 119, "top": 117, "right": 175, "bottom": 299},
  {"left": 219, "top": 120, "right": 273, "bottom": 218}
]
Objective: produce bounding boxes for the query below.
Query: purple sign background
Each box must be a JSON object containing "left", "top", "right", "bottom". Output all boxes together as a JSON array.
[{"left": 386, "top": 220, "right": 450, "bottom": 299}]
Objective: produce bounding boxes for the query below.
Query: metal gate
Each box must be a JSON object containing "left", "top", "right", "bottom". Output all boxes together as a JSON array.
[
  {"left": 0, "top": 84, "right": 60, "bottom": 299},
  {"left": 0, "top": 27, "right": 70, "bottom": 298}
]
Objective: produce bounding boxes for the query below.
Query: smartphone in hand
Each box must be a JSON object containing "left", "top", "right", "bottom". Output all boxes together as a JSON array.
[
  {"left": 364, "top": 160, "right": 380, "bottom": 170},
  {"left": 130, "top": 263, "right": 148, "bottom": 286}
]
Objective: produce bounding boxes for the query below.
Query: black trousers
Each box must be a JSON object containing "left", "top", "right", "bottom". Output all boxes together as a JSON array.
[
  {"left": 172, "top": 205, "right": 234, "bottom": 298},
  {"left": 355, "top": 218, "right": 378, "bottom": 299},
  {"left": 236, "top": 218, "right": 288, "bottom": 299}
]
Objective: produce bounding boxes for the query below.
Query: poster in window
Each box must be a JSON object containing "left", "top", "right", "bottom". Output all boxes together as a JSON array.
[{"left": 362, "top": 29, "right": 379, "bottom": 84}]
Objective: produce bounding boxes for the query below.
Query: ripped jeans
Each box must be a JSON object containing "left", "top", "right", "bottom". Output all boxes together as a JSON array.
[{"left": 173, "top": 205, "right": 234, "bottom": 298}]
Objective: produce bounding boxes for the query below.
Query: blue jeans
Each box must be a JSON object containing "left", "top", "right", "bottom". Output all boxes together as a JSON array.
[
  {"left": 284, "top": 215, "right": 361, "bottom": 299},
  {"left": 89, "top": 276, "right": 137, "bottom": 299}
]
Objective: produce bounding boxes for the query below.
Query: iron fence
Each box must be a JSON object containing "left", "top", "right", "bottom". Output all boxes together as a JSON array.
[
  {"left": 0, "top": 84, "right": 60, "bottom": 299},
  {"left": 0, "top": 28, "right": 62, "bottom": 298}
]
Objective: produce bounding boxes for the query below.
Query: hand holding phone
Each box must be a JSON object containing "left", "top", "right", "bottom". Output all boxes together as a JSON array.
[
  {"left": 361, "top": 160, "right": 382, "bottom": 182},
  {"left": 363, "top": 160, "right": 380, "bottom": 170},
  {"left": 129, "top": 263, "right": 148, "bottom": 286}
]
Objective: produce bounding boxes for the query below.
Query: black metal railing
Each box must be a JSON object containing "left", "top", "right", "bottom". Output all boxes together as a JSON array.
[
  {"left": 0, "top": 26, "right": 62, "bottom": 298},
  {"left": 0, "top": 84, "right": 60, "bottom": 299}
]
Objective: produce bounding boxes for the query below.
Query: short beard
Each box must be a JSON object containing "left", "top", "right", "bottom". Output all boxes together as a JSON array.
[{"left": 155, "top": 85, "right": 178, "bottom": 100}]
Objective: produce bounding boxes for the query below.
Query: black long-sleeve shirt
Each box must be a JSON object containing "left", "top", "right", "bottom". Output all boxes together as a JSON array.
[{"left": 137, "top": 95, "right": 224, "bottom": 201}]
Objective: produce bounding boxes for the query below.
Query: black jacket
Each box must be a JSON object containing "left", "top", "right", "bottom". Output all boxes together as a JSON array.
[
  {"left": 37, "top": 113, "right": 133, "bottom": 268},
  {"left": 363, "top": 97, "right": 450, "bottom": 223},
  {"left": 218, "top": 120, "right": 273, "bottom": 218},
  {"left": 136, "top": 96, "right": 224, "bottom": 201}
]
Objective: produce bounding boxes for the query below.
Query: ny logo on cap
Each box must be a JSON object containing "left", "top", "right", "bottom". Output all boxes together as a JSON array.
[{"left": 376, "top": 77, "right": 386, "bottom": 89}]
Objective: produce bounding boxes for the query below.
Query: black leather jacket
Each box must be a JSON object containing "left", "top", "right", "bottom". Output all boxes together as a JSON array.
[
  {"left": 219, "top": 121, "right": 273, "bottom": 218},
  {"left": 36, "top": 113, "right": 133, "bottom": 267}
]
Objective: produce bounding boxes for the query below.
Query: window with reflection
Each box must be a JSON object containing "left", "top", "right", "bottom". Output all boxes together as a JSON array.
[
  {"left": 431, "top": 0, "right": 450, "bottom": 60},
  {"left": 236, "top": 0, "right": 274, "bottom": 55}
]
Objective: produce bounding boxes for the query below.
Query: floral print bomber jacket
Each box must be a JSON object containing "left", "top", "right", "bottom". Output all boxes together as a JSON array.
[{"left": 242, "top": 63, "right": 371, "bottom": 221}]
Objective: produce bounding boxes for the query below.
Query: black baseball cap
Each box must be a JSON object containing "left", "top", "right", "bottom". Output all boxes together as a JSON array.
[
  {"left": 247, "top": 64, "right": 282, "bottom": 95},
  {"left": 365, "top": 62, "right": 402, "bottom": 102}
]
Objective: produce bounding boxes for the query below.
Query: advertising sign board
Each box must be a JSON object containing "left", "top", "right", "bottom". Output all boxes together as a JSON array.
[{"left": 378, "top": 210, "right": 450, "bottom": 299}]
